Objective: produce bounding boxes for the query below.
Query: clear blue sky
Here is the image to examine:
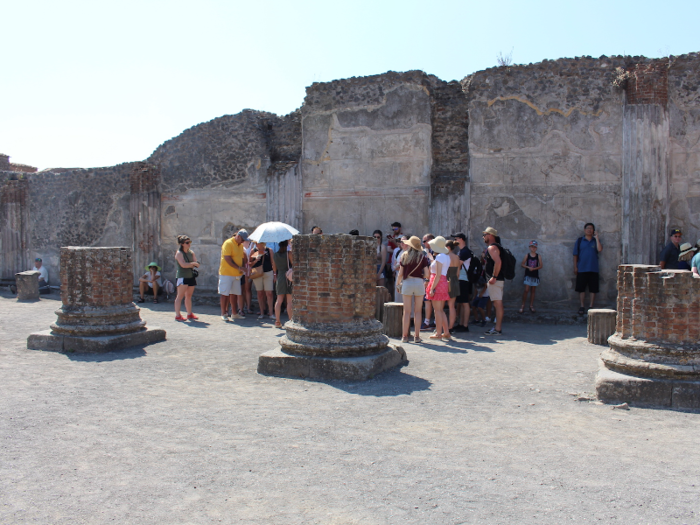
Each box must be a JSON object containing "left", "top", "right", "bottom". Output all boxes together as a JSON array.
[{"left": 2, "top": 0, "right": 698, "bottom": 170}]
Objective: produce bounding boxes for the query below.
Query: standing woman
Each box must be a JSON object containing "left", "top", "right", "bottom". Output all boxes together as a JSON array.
[
  {"left": 273, "top": 239, "right": 293, "bottom": 328},
  {"left": 445, "top": 240, "right": 461, "bottom": 331},
  {"left": 250, "top": 241, "right": 275, "bottom": 319},
  {"left": 174, "top": 235, "right": 200, "bottom": 321},
  {"left": 373, "top": 230, "right": 388, "bottom": 287},
  {"left": 426, "top": 236, "right": 451, "bottom": 341},
  {"left": 396, "top": 236, "right": 430, "bottom": 343}
]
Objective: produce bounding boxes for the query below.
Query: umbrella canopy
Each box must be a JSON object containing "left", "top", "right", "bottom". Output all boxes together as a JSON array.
[{"left": 248, "top": 221, "right": 300, "bottom": 244}]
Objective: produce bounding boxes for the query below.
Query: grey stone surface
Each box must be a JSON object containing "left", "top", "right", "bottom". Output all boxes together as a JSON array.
[
  {"left": 2, "top": 292, "right": 700, "bottom": 524},
  {"left": 15, "top": 271, "right": 39, "bottom": 301},
  {"left": 595, "top": 364, "right": 700, "bottom": 409},
  {"left": 258, "top": 344, "right": 407, "bottom": 381},
  {"left": 27, "top": 327, "right": 166, "bottom": 354}
]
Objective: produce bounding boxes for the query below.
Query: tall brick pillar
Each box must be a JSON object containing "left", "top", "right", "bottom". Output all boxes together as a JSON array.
[
  {"left": 258, "top": 234, "right": 406, "bottom": 380},
  {"left": 596, "top": 264, "right": 700, "bottom": 409},
  {"left": 1, "top": 179, "right": 30, "bottom": 280},
  {"left": 130, "top": 163, "right": 161, "bottom": 283},
  {"left": 28, "top": 247, "right": 165, "bottom": 353}
]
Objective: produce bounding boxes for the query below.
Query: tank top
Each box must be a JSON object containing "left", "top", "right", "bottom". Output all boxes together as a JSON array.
[
  {"left": 525, "top": 253, "right": 539, "bottom": 279},
  {"left": 176, "top": 250, "right": 194, "bottom": 279}
]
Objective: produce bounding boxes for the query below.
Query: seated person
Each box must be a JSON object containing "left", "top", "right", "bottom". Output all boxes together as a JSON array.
[
  {"left": 32, "top": 258, "right": 50, "bottom": 294},
  {"left": 138, "top": 262, "right": 163, "bottom": 303}
]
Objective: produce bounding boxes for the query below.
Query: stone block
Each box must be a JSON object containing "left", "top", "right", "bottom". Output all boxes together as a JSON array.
[
  {"left": 16, "top": 271, "right": 40, "bottom": 301},
  {"left": 587, "top": 309, "right": 617, "bottom": 345},
  {"left": 27, "top": 327, "right": 166, "bottom": 354},
  {"left": 257, "top": 344, "right": 407, "bottom": 381},
  {"left": 383, "top": 302, "right": 404, "bottom": 338}
]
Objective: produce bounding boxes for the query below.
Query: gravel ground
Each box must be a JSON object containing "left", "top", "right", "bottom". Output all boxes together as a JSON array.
[{"left": 1, "top": 291, "right": 699, "bottom": 524}]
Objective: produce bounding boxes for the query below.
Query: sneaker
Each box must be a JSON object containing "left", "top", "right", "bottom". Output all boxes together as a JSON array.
[
  {"left": 175, "top": 315, "right": 186, "bottom": 322},
  {"left": 187, "top": 314, "right": 199, "bottom": 320},
  {"left": 230, "top": 313, "right": 244, "bottom": 320},
  {"left": 485, "top": 317, "right": 491, "bottom": 323},
  {"left": 484, "top": 327, "right": 502, "bottom": 335},
  {"left": 221, "top": 315, "right": 229, "bottom": 321},
  {"left": 237, "top": 310, "right": 245, "bottom": 318},
  {"left": 258, "top": 313, "right": 265, "bottom": 319},
  {"left": 268, "top": 314, "right": 275, "bottom": 319}
]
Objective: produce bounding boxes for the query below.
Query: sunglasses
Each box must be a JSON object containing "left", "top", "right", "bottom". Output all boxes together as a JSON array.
[
  {"left": 374, "top": 236, "right": 381, "bottom": 239},
  {"left": 183, "top": 241, "right": 191, "bottom": 245}
]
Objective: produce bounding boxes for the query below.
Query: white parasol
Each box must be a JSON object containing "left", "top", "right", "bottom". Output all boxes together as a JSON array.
[{"left": 248, "top": 221, "right": 300, "bottom": 244}]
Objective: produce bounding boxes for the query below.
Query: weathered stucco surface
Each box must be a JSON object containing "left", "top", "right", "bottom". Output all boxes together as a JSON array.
[
  {"left": 3, "top": 52, "right": 700, "bottom": 306},
  {"left": 463, "top": 57, "right": 627, "bottom": 303}
]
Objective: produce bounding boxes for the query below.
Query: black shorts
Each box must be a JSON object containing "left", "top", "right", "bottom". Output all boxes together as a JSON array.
[
  {"left": 575, "top": 272, "right": 599, "bottom": 294},
  {"left": 456, "top": 280, "right": 472, "bottom": 304},
  {"left": 177, "top": 277, "right": 197, "bottom": 287}
]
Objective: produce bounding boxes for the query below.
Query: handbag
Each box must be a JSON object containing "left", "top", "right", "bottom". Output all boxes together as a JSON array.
[
  {"left": 184, "top": 251, "right": 198, "bottom": 278},
  {"left": 285, "top": 253, "right": 293, "bottom": 283},
  {"left": 250, "top": 248, "right": 269, "bottom": 280}
]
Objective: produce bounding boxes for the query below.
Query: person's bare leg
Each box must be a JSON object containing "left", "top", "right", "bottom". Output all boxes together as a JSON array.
[
  {"left": 184, "top": 287, "right": 195, "bottom": 316},
  {"left": 274, "top": 296, "right": 284, "bottom": 325},
  {"left": 580, "top": 292, "right": 586, "bottom": 308},
  {"left": 401, "top": 295, "right": 412, "bottom": 338},
  {"left": 448, "top": 297, "right": 457, "bottom": 330},
  {"left": 231, "top": 294, "right": 241, "bottom": 315},
  {"left": 460, "top": 303, "right": 470, "bottom": 327},
  {"left": 220, "top": 295, "right": 229, "bottom": 317},
  {"left": 256, "top": 291, "right": 266, "bottom": 316},
  {"left": 139, "top": 281, "right": 147, "bottom": 300},
  {"left": 521, "top": 287, "right": 528, "bottom": 312},
  {"left": 494, "top": 300, "right": 504, "bottom": 332},
  {"left": 589, "top": 293, "right": 596, "bottom": 309},
  {"left": 425, "top": 301, "right": 433, "bottom": 326},
  {"left": 431, "top": 300, "right": 445, "bottom": 338},
  {"left": 265, "top": 291, "right": 274, "bottom": 315},
  {"left": 175, "top": 286, "right": 187, "bottom": 317},
  {"left": 414, "top": 296, "right": 424, "bottom": 339},
  {"left": 530, "top": 286, "right": 536, "bottom": 310},
  {"left": 152, "top": 282, "right": 159, "bottom": 302}
]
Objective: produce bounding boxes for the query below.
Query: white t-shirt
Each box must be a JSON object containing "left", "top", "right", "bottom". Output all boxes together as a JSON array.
[
  {"left": 142, "top": 271, "right": 163, "bottom": 288},
  {"left": 33, "top": 265, "right": 48, "bottom": 284},
  {"left": 430, "top": 253, "right": 450, "bottom": 276}
]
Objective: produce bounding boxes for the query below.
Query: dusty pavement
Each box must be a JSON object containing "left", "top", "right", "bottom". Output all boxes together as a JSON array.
[{"left": 1, "top": 291, "right": 699, "bottom": 525}]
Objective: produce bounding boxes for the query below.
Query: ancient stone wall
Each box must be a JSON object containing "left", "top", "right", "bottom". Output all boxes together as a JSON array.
[
  {"left": 463, "top": 56, "right": 630, "bottom": 304},
  {"left": 301, "top": 71, "right": 434, "bottom": 237}
]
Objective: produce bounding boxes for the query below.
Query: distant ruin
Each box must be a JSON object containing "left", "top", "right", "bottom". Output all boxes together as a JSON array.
[{"left": 2, "top": 52, "right": 699, "bottom": 305}]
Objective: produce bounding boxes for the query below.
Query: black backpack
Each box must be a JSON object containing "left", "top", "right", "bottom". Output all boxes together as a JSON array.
[
  {"left": 497, "top": 243, "right": 517, "bottom": 280},
  {"left": 465, "top": 255, "right": 483, "bottom": 285}
]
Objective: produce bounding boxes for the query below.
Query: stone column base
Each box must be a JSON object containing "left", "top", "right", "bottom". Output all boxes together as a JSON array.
[
  {"left": 258, "top": 344, "right": 407, "bottom": 381},
  {"left": 27, "top": 327, "right": 166, "bottom": 354},
  {"left": 595, "top": 361, "right": 700, "bottom": 409}
]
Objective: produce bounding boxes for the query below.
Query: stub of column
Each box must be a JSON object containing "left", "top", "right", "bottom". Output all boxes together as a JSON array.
[
  {"left": 27, "top": 247, "right": 165, "bottom": 353},
  {"left": 258, "top": 234, "right": 406, "bottom": 380},
  {"left": 587, "top": 309, "right": 617, "bottom": 346},
  {"left": 596, "top": 264, "right": 700, "bottom": 409},
  {"left": 15, "top": 271, "right": 40, "bottom": 301}
]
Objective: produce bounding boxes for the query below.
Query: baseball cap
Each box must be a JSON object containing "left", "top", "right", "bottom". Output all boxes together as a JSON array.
[{"left": 451, "top": 232, "right": 467, "bottom": 241}]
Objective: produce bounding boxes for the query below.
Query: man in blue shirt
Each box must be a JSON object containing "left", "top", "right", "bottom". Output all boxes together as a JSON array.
[
  {"left": 659, "top": 228, "right": 683, "bottom": 270},
  {"left": 573, "top": 222, "right": 603, "bottom": 315}
]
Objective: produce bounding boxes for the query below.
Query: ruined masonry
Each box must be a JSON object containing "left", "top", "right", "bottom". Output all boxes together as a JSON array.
[
  {"left": 258, "top": 234, "right": 407, "bottom": 380},
  {"left": 27, "top": 247, "right": 166, "bottom": 353},
  {"left": 596, "top": 264, "right": 700, "bottom": 409},
  {"left": 3, "top": 52, "right": 700, "bottom": 307}
]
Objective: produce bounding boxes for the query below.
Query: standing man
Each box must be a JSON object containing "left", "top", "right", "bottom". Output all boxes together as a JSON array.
[
  {"left": 31, "top": 258, "right": 50, "bottom": 294},
  {"left": 387, "top": 222, "right": 403, "bottom": 252},
  {"left": 219, "top": 229, "right": 248, "bottom": 321},
  {"left": 482, "top": 227, "right": 504, "bottom": 335},
  {"left": 659, "top": 228, "right": 683, "bottom": 270},
  {"left": 451, "top": 233, "right": 472, "bottom": 332},
  {"left": 573, "top": 222, "right": 603, "bottom": 315}
]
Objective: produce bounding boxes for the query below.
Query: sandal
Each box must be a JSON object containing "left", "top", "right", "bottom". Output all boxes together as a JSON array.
[
  {"left": 137, "top": 298, "right": 145, "bottom": 303},
  {"left": 274, "top": 321, "right": 283, "bottom": 328},
  {"left": 429, "top": 334, "right": 442, "bottom": 340},
  {"left": 518, "top": 306, "right": 524, "bottom": 314},
  {"left": 529, "top": 306, "right": 535, "bottom": 313},
  {"left": 175, "top": 315, "right": 186, "bottom": 321},
  {"left": 578, "top": 307, "right": 585, "bottom": 315},
  {"left": 153, "top": 299, "right": 159, "bottom": 304}
]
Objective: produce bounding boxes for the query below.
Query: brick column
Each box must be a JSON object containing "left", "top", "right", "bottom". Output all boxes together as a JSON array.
[
  {"left": 597, "top": 264, "right": 700, "bottom": 409},
  {"left": 28, "top": 247, "right": 165, "bottom": 353},
  {"left": 281, "top": 234, "right": 387, "bottom": 357},
  {"left": 258, "top": 234, "right": 406, "bottom": 380}
]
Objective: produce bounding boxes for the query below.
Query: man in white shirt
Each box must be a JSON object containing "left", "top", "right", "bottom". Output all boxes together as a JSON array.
[{"left": 32, "top": 258, "right": 50, "bottom": 294}]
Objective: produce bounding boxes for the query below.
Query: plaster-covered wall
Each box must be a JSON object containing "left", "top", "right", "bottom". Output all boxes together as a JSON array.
[
  {"left": 301, "top": 72, "right": 433, "bottom": 237},
  {"left": 463, "top": 57, "right": 628, "bottom": 304}
]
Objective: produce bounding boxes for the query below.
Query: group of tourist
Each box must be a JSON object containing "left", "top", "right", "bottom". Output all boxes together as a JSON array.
[{"left": 138, "top": 220, "right": 699, "bottom": 342}]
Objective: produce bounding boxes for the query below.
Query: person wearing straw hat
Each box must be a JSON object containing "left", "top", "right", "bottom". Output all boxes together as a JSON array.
[
  {"left": 138, "top": 262, "right": 163, "bottom": 304},
  {"left": 677, "top": 242, "right": 696, "bottom": 271},
  {"left": 426, "top": 236, "right": 452, "bottom": 341},
  {"left": 690, "top": 240, "right": 700, "bottom": 279},
  {"left": 482, "top": 227, "right": 505, "bottom": 335}
]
